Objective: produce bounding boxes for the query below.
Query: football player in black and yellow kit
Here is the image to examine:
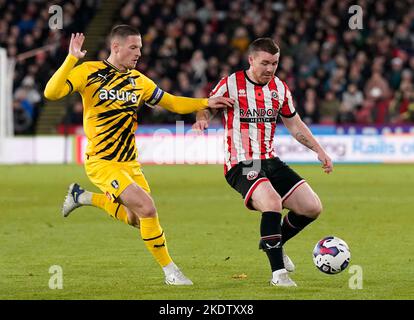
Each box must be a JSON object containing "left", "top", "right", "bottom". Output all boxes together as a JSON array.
[{"left": 44, "top": 25, "right": 234, "bottom": 285}]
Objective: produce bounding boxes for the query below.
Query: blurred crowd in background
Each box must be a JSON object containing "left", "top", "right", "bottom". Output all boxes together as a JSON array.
[
  {"left": 2, "top": 0, "right": 414, "bottom": 135},
  {"left": 0, "top": 0, "right": 97, "bottom": 134}
]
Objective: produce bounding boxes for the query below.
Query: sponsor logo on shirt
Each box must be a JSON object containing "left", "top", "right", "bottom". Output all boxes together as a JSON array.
[
  {"left": 239, "top": 108, "right": 278, "bottom": 123},
  {"left": 99, "top": 89, "right": 138, "bottom": 103}
]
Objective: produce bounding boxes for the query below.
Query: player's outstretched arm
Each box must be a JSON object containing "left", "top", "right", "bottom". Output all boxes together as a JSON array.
[
  {"left": 156, "top": 92, "right": 234, "bottom": 114},
  {"left": 192, "top": 110, "right": 211, "bottom": 131},
  {"left": 282, "top": 114, "right": 333, "bottom": 174},
  {"left": 207, "top": 96, "right": 234, "bottom": 109},
  {"left": 44, "top": 33, "right": 87, "bottom": 100}
]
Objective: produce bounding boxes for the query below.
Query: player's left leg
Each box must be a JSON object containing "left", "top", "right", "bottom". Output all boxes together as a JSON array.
[
  {"left": 265, "top": 157, "right": 322, "bottom": 246},
  {"left": 281, "top": 182, "right": 322, "bottom": 246},
  {"left": 118, "top": 182, "right": 193, "bottom": 285}
]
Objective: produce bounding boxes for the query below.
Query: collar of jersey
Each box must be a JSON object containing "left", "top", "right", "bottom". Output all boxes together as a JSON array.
[
  {"left": 244, "top": 70, "right": 268, "bottom": 87},
  {"left": 103, "top": 60, "right": 130, "bottom": 74}
]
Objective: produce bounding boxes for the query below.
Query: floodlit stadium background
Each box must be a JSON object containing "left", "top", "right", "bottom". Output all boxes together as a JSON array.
[
  {"left": 0, "top": 0, "right": 413, "bottom": 301},
  {"left": 1, "top": 0, "right": 413, "bottom": 164}
]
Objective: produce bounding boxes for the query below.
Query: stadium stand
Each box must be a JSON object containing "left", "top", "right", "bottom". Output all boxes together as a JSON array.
[
  {"left": 3, "top": 0, "right": 413, "bottom": 135},
  {"left": 0, "top": 0, "right": 99, "bottom": 134}
]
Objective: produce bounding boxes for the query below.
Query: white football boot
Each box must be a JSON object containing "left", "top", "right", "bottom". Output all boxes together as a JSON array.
[
  {"left": 271, "top": 268, "right": 297, "bottom": 287},
  {"left": 164, "top": 263, "right": 193, "bottom": 285},
  {"left": 283, "top": 251, "right": 295, "bottom": 273},
  {"left": 62, "top": 183, "right": 85, "bottom": 217}
]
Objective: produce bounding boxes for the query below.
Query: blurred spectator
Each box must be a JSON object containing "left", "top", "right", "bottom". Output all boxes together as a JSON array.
[
  {"left": 301, "top": 88, "right": 320, "bottom": 125},
  {"left": 342, "top": 84, "right": 363, "bottom": 111},
  {"left": 319, "top": 91, "right": 341, "bottom": 124},
  {"left": 190, "top": 50, "right": 207, "bottom": 85},
  {"left": 13, "top": 100, "right": 32, "bottom": 135},
  {"left": 14, "top": 87, "right": 34, "bottom": 120},
  {"left": 389, "top": 57, "right": 404, "bottom": 90},
  {"left": 364, "top": 71, "right": 392, "bottom": 123},
  {"left": 389, "top": 80, "right": 414, "bottom": 124},
  {"left": 339, "top": 83, "right": 363, "bottom": 123},
  {"left": 355, "top": 100, "right": 374, "bottom": 124},
  {"left": 231, "top": 26, "right": 250, "bottom": 53}
]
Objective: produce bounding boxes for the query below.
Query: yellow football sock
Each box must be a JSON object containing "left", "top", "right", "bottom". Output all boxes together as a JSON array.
[
  {"left": 140, "top": 216, "right": 173, "bottom": 267},
  {"left": 91, "top": 193, "right": 129, "bottom": 224}
]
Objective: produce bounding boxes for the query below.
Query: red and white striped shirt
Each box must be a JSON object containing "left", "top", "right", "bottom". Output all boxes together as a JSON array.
[{"left": 210, "top": 71, "right": 296, "bottom": 174}]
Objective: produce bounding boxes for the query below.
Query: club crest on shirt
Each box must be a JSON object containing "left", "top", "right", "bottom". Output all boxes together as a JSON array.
[
  {"left": 270, "top": 90, "right": 278, "bottom": 100},
  {"left": 111, "top": 180, "right": 119, "bottom": 189},
  {"left": 246, "top": 170, "right": 259, "bottom": 180}
]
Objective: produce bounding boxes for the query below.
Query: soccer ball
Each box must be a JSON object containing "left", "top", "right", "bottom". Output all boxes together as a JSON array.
[{"left": 312, "top": 236, "right": 351, "bottom": 274}]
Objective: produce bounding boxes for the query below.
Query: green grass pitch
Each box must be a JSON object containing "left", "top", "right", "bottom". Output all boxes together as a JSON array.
[{"left": 0, "top": 163, "right": 413, "bottom": 300}]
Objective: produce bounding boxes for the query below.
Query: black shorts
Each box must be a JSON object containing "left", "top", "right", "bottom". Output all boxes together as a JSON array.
[{"left": 225, "top": 157, "right": 305, "bottom": 210}]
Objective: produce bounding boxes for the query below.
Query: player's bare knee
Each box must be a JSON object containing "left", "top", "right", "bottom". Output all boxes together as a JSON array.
[
  {"left": 130, "top": 194, "right": 157, "bottom": 217},
  {"left": 136, "top": 198, "right": 157, "bottom": 218},
  {"left": 126, "top": 198, "right": 156, "bottom": 219},
  {"left": 306, "top": 196, "right": 323, "bottom": 218},
  {"left": 140, "top": 203, "right": 157, "bottom": 218},
  {"left": 262, "top": 195, "right": 283, "bottom": 212}
]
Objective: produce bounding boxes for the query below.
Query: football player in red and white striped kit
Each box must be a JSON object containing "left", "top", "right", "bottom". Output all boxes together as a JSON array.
[{"left": 193, "top": 38, "right": 333, "bottom": 287}]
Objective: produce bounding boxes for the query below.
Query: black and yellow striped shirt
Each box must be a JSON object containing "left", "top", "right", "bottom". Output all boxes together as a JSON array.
[
  {"left": 44, "top": 54, "right": 209, "bottom": 162},
  {"left": 66, "top": 59, "right": 164, "bottom": 161}
]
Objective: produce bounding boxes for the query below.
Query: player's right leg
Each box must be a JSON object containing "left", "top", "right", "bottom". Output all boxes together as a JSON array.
[
  {"left": 118, "top": 183, "right": 193, "bottom": 285},
  {"left": 250, "top": 181, "right": 297, "bottom": 287}
]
